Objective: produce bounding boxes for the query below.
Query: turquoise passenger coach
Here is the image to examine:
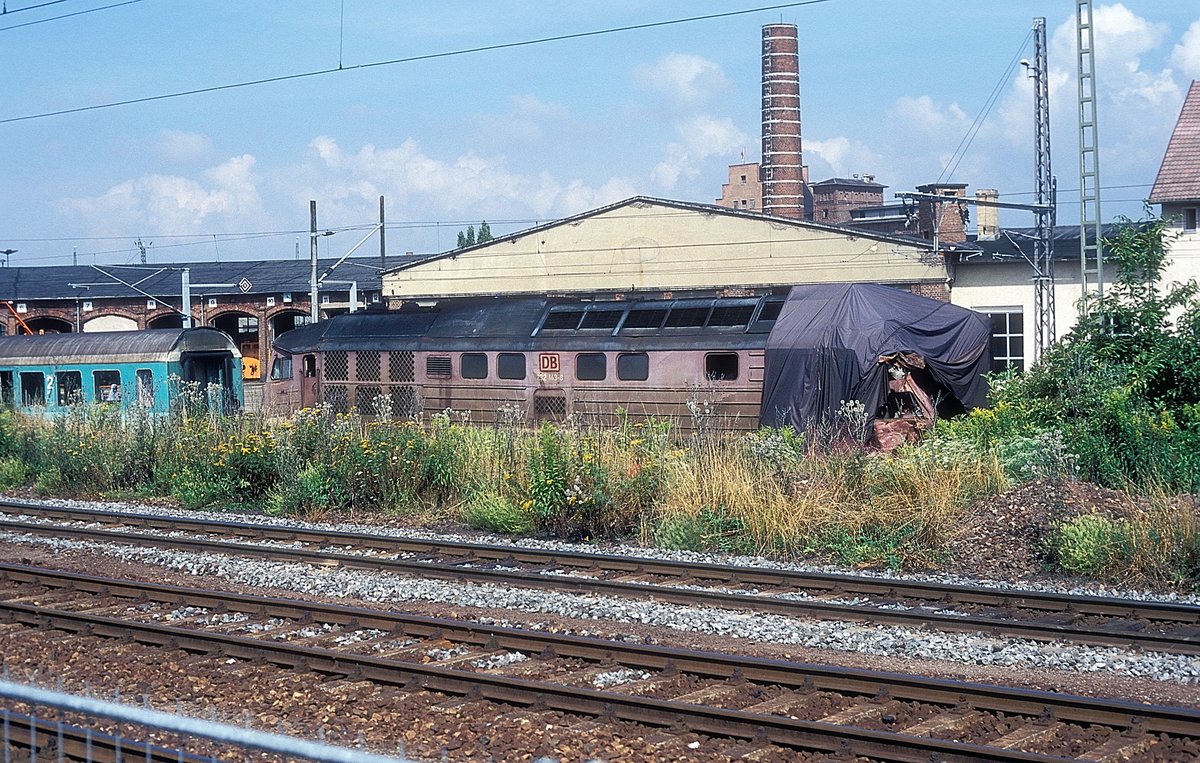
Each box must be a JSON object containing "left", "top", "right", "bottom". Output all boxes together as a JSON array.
[{"left": 0, "top": 328, "right": 243, "bottom": 414}]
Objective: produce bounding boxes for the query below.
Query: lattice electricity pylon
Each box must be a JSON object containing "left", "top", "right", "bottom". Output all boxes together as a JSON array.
[
  {"left": 1031, "top": 17, "right": 1055, "bottom": 360},
  {"left": 1076, "top": 0, "right": 1104, "bottom": 306}
]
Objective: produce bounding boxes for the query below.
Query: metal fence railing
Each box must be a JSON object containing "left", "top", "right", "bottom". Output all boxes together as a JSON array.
[{"left": 1, "top": 680, "right": 413, "bottom": 763}]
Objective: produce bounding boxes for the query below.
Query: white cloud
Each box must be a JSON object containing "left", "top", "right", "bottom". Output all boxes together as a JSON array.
[
  {"left": 154, "top": 130, "right": 213, "bottom": 163},
  {"left": 805, "top": 136, "right": 885, "bottom": 179},
  {"left": 1172, "top": 20, "right": 1200, "bottom": 79},
  {"left": 59, "top": 155, "right": 264, "bottom": 235},
  {"left": 301, "top": 136, "right": 635, "bottom": 220},
  {"left": 651, "top": 115, "right": 748, "bottom": 190},
  {"left": 476, "top": 94, "right": 569, "bottom": 145},
  {"left": 633, "top": 53, "right": 730, "bottom": 106}
]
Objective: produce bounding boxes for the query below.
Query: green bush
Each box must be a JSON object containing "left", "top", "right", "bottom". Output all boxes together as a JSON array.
[
  {"left": 1051, "top": 514, "right": 1130, "bottom": 576},
  {"left": 0, "top": 457, "right": 27, "bottom": 490},
  {"left": 463, "top": 490, "right": 532, "bottom": 534},
  {"left": 653, "top": 507, "right": 754, "bottom": 555}
]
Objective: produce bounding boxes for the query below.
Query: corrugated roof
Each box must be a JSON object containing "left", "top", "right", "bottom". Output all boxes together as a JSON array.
[
  {"left": 960, "top": 224, "right": 1128, "bottom": 264},
  {"left": 1149, "top": 80, "right": 1200, "bottom": 204},
  {"left": 0, "top": 255, "right": 427, "bottom": 302}
]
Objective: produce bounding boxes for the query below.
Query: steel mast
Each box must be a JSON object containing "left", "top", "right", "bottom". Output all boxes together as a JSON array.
[
  {"left": 1030, "top": 17, "right": 1055, "bottom": 360},
  {"left": 1076, "top": 0, "right": 1103, "bottom": 305}
]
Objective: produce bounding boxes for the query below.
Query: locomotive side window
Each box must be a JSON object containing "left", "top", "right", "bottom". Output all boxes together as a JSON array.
[
  {"left": 19, "top": 372, "right": 44, "bottom": 406},
  {"left": 579, "top": 310, "right": 622, "bottom": 330},
  {"left": 270, "top": 356, "right": 293, "bottom": 381},
  {"left": 708, "top": 304, "right": 755, "bottom": 327},
  {"left": 56, "top": 371, "right": 82, "bottom": 406},
  {"left": 616, "top": 353, "right": 648, "bottom": 381},
  {"left": 497, "top": 353, "right": 526, "bottom": 380},
  {"left": 426, "top": 356, "right": 452, "bottom": 377},
  {"left": 575, "top": 353, "right": 606, "bottom": 381},
  {"left": 93, "top": 370, "right": 122, "bottom": 402},
  {"left": 624, "top": 308, "right": 667, "bottom": 329},
  {"left": 705, "top": 352, "right": 739, "bottom": 381},
  {"left": 461, "top": 353, "right": 488, "bottom": 379},
  {"left": 665, "top": 307, "right": 710, "bottom": 328}
]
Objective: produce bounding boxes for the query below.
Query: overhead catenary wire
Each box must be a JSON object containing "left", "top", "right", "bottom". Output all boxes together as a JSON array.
[
  {"left": 0, "top": 0, "right": 143, "bottom": 32},
  {"left": 936, "top": 28, "right": 1034, "bottom": 185},
  {"left": 0, "top": 0, "right": 833, "bottom": 124}
]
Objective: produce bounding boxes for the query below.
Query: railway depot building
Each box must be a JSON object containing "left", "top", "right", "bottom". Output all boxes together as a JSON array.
[
  {"left": 380, "top": 196, "right": 949, "bottom": 302},
  {"left": 0, "top": 257, "right": 399, "bottom": 387}
]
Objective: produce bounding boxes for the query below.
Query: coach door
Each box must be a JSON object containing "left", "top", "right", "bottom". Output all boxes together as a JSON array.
[{"left": 181, "top": 351, "right": 237, "bottom": 411}]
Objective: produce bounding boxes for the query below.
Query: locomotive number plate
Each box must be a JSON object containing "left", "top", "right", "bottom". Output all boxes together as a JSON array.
[{"left": 539, "top": 353, "right": 560, "bottom": 373}]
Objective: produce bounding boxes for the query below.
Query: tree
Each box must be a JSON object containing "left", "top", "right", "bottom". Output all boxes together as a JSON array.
[{"left": 455, "top": 221, "right": 492, "bottom": 248}]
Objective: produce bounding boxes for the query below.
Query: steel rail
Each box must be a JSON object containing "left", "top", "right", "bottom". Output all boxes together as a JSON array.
[
  {"left": 2, "top": 499, "right": 1194, "bottom": 623},
  {"left": 3, "top": 566, "right": 1197, "bottom": 761},
  {"left": 1, "top": 512, "right": 1198, "bottom": 657},
  {"left": 1, "top": 564, "right": 1197, "bottom": 737},
  {"left": 0, "top": 712, "right": 213, "bottom": 763}
]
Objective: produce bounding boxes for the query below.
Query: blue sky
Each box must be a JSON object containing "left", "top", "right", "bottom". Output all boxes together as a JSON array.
[{"left": 2, "top": 1, "right": 1198, "bottom": 268}]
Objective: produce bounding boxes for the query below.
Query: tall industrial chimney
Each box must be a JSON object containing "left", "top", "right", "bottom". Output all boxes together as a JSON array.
[{"left": 761, "top": 23, "right": 810, "bottom": 219}]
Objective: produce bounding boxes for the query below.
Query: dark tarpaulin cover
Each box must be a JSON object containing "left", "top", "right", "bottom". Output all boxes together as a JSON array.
[{"left": 759, "top": 283, "right": 991, "bottom": 429}]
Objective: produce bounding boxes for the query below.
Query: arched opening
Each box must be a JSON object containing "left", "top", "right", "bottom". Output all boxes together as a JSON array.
[
  {"left": 148, "top": 313, "right": 184, "bottom": 329},
  {"left": 212, "top": 310, "right": 262, "bottom": 380},
  {"left": 83, "top": 314, "right": 138, "bottom": 333},
  {"left": 269, "top": 310, "right": 311, "bottom": 340},
  {"left": 22, "top": 316, "right": 73, "bottom": 335}
]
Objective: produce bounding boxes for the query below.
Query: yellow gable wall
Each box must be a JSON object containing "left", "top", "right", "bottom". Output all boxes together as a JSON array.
[{"left": 383, "top": 199, "right": 944, "bottom": 298}]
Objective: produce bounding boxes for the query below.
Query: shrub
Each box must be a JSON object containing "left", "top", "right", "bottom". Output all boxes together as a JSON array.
[
  {"left": 463, "top": 490, "right": 532, "bottom": 535},
  {"left": 0, "top": 457, "right": 27, "bottom": 490},
  {"left": 1051, "top": 514, "right": 1127, "bottom": 576}
]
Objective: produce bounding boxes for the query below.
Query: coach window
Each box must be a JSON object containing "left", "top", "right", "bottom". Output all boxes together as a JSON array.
[
  {"left": 93, "top": 370, "right": 122, "bottom": 402},
  {"left": 616, "top": 352, "right": 648, "bottom": 381},
  {"left": 19, "top": 372, "right": 44, "bottom": 406},
  {"left": 497, "top": 353, "right": 526, "bottom": 380},
  {"left": 705, "top": 352, "right": 739, "bottom": 381},
  {"left": 461, "top": 353, "right": 488, "bottom": 379},
  {"left": 0, "top": 372, "right": 13, "bottom": 407},
  {"left": 136, "top": 369, "right": 154, "bottom": 407},
  {"left": 56, "top": 371, "right": 82, "bottom": 406},
  {"left": 575, "top": 353, "right": 606, "bottom": 381}
]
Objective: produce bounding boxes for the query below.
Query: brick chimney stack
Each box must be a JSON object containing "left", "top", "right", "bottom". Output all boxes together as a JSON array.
[
  {"left": 761, "top": 24, "right": 810, "bottom": 219},
  {"left": 975, "top": 188, "right": 999, "bottom": 239}
]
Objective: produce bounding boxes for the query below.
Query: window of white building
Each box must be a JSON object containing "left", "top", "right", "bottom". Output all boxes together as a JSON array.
[{"left": 984, "top": 310, "right": 1025, "bottom": 373}]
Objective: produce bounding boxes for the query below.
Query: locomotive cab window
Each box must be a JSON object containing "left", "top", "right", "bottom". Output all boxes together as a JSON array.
[
  {"left": 461, "top": 353, "right": 488, "bottom": 379},
  {"left": 20, "top": 372, "right": 44, "bottom": 406},
  {"left": 617, "top": 352, "right": 649, "bottom": 381},
  {"left": 302, "top": 354, "right": 317, "bottom": 378},
  {"left": 705, "top": 352, "right": 739, "bottom": 381},
  {"left": 56, "top": 371, "right": 82, "bottom": 406},
  {"left": 269, "top": 356, "right": 293, "bottom": 381},
  {"left": 498, "top": 353, "right": 526, "bottom": 380},
  {"left": 93, "top": 370, "right": 122, "bottom": 402},
  {"left": 575, "top": 353, "right": 606, "bottom": 381}
]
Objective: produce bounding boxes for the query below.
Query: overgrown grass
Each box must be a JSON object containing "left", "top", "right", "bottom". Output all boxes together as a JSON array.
[{"left": 0, "top": 397, "right": 1194, "bottom": 586}]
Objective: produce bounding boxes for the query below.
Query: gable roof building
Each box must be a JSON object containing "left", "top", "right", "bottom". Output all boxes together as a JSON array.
[
  {"left": 1149, "top": 79, "right": 1200, "bottom": 220},
  {"left": 381, "top": 196, "right": 946, "bottom": 301}
]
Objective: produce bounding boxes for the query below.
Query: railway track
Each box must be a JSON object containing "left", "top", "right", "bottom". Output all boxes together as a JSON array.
[
  {"left": 1, "top": 564, "right": 1197, "bottom": 762},
  {"left": 2, "top": 500, "right": 1198, "bottom": 657}
]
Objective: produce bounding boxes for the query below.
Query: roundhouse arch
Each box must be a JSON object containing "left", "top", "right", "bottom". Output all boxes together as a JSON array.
[
  {"left": 211, "top": 309, "right": 262, "bottom": 380},
  {"left": 82, "top": 314, "right": 138, "bottom": 333},
  {"left": 22, "top": 316, "right": 73, "bottom": 334},
  {"left": 148, "top": 313, "right": 184, "bottom": 329}
]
